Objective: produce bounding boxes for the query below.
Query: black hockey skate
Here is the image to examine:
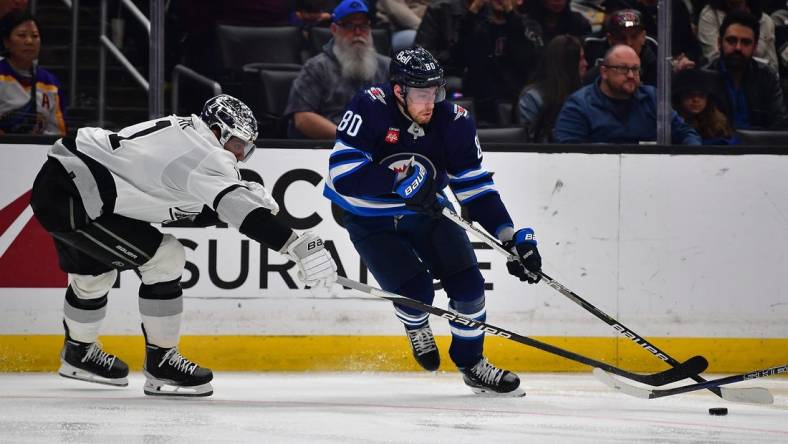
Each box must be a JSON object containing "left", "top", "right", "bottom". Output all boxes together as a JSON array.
[
  {"left": 405, "top": 324, "right": 440, "bottom": 371},
  {"left": 143, "top": 336, "right": 213, "bottom": 397},
  {"left": 461, "top": 357, "right": 525, "bottom": 397},
  {"left": 58, "top": 324, "right": 129, "bottom": 387}
]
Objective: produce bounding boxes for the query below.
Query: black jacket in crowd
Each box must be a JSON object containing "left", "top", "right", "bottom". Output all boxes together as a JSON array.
[
  {"left": 705, "top": 57, "right": 788, "bottom": 129},
  {"left": 523, "top": 0, "right": 591, "bottom": 44},
  {"left": 414, "top": 0, "right": 468, "bottom": 77},
  {"left": 454, "top": 7, "right": 544, "bottom": 124}
]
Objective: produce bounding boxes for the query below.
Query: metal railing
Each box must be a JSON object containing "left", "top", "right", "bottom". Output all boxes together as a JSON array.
[
  {"left": 171, "top": 64, "right": 222, "bottom": 114},
  {"left": 42, "top": 0, "right": 166, "bottom": 127},
  {"left": 98, "top": 0, "right": 165, "bottom": 126}
]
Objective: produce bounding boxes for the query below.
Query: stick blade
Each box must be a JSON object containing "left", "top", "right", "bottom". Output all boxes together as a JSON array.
[
  {"left": 593, "top": 368, "right": 653, "bottom": 399},
  {"left": 721, "top": 387, "right": 774, "bottom": 404},
  {"left": 639, "top": 355, "right": 709, "bottom": 386}
]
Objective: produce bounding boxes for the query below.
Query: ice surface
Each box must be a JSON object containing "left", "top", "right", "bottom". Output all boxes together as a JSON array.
[{"left": 1, "top": 372, "right": 786, "bottom": 443}]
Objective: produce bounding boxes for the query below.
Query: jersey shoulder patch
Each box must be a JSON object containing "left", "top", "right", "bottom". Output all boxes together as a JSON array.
[
  {"left": 451, "top": 103, "right": 469, "bottom": 121},
  {"left": 363, "top": 86, "right": 388, "bottom": 105}
]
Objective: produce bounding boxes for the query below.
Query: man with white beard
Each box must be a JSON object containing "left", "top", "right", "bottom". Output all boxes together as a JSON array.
[{"left": 286, "top": 0, "right": 390, "bottom": 139}]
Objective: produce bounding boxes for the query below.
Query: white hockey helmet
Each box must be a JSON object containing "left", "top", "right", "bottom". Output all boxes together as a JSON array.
[{"left": 201, "top": 94, "right": 259, "bottom": 161}]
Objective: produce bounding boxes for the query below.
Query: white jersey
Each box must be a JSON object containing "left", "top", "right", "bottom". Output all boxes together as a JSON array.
[{"left": 48, "top": 115, "right": 277, "bottom": 228}]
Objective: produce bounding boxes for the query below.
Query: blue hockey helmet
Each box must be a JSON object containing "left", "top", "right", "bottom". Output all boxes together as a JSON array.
[
  {"left": 390, "top": 47, "right": 446, "bottom": 96},
  {"left": 201, "top": 94, "right": 258, "bottom": 161}
]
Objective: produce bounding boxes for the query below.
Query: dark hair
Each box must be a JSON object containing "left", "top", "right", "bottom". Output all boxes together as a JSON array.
[
  {"left": 676, "top": 96, "right": 734, "bottom": 139},
  {"left": 709, "top": 0, "right": 764, "bottom": 17},
  {"left": 0, "top": 10, "right": 37, "bottom": 40},
  {"left": 719, "top": 9, "right": 760, "bottom": 43},
  {"left": 527, "top": 35, "right": 584, "bottom": 140}
]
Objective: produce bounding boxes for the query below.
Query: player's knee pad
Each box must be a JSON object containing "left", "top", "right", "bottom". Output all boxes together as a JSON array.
[
  {"left": 394, "top": 272, "right": 435, "bottom": 327},
  {"left": 441, "top": 267, "right": 484, "bottom": 303},
  {"left": 69, "top": 270, "right": 118, "bottom": 300},
  {"left": 138, "top": 234, "right": 185, "bottom": 285}
]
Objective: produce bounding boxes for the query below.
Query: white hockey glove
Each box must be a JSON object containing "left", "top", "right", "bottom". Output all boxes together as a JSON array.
[
  {"left": 285, "top": 232, "right": 337, "bottom": 288},
  {"left": 242, "top": 180, "right": 279, "bottom": 215}
]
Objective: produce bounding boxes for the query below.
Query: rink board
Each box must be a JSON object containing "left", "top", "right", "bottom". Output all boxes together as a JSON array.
[{"left": 1, "top": 143, "right": 787, "bottom": 371}]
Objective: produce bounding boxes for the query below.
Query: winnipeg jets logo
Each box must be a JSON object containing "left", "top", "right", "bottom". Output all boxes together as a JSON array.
[
  {"left": 365, "top": 87, "right": 387, "bottom": 104},
  {"left": 407, "top": 122, "right": 425, "bottom": 140},
  {"left": 384, "top": 127, "right": 399, "bottom": 144},
  {"left": 453, "top": 104, "right": 468, "bottom": 121},
  {"left": 381, "top": 153, "right": 437, "bottom": 184}
]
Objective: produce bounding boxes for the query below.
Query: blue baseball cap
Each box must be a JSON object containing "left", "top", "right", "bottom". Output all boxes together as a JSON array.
[{"left": 332, "top": 0, "right": 369, "bottom": 22}]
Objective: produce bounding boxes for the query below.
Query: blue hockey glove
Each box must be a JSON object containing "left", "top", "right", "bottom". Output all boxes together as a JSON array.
[
  {"left": 394, "top": 164, "right": 443, "bottom": 218},
  {"left": 503, "top": 228, "right": 542, "bottom": 284}
]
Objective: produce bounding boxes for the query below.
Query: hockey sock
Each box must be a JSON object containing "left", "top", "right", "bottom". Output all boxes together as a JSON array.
[
  {"left": 393, "top": 272, "right": 434, "bottom": 330},
  {"left": 139, "top": 278, "right": 183, "bottom": 348},
  {"left": 63, "top": 285, "right": 107, "bottom": 343},
  {"left": 447, "top": 297, "right": 486, "bottom": 368},
  {"left": 443, "top": 268, "right": 486, "bottom": 367}
]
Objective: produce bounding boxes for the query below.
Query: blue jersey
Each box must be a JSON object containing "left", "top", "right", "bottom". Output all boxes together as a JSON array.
[{"left": 323, "top": 83, "right": 514, "bottom": 238}]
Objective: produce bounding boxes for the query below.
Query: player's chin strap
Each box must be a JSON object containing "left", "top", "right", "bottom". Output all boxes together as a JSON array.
[{"left": 439, "top": 205, "right": 772, "bottom": 404}]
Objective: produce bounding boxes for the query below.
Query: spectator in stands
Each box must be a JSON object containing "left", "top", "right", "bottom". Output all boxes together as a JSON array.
[
  {"left": 603, "top": 0, "right": 701, "bottom": 63},
  {"left": 0, "top": 0, "right": 26, "bottom": 21},
  {"left": 554, "top": 45, "right": 701, "bottom": 144},
  {"left": 672, "top": 68, "right": 739, "bottom": 144},
  {"left": 285, "top": 0, "right": 389, "bottom": 139},
  {"left": 705, "top": 10, "right": 788, "bottom": 128},
  {"left": 0, "top": 10, "right": 66, "bottom": 136},
  {"left": 413, "top": 0, "right": 467, "bottom": 77},
  {"left": 584, "top": 9, "right": 695, "bottom": 87},
  {"left": 524, "top": 0, "right": 591, "bottom": 44},
  {"left": 291, "top": 0, "right": 336, "bottom": 32},
  {"left": 698, "top": 0, "right": 779, "bottom": 70},
  {"left": 584, "top": 10, "right": 658, "bottom": 85},
  {"left": 518, "top": 35, "right": 587, "bottom": 142},
  {"left": 453, "top": 0, "right": 544, "bottom": 125},
  {"left": 377, "top": 0, "right": 429, "bottom": 51}
]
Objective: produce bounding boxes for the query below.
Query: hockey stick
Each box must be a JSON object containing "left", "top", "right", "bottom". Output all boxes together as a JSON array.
[
  {"left": 441, "top": 207, "right": 771, "bottom": 402},
  {"left": 336, "top": 276, "right": 707, "bottom": 386},
  {"left": 592, "top": 365, "right": 780, "bottom": 403}
]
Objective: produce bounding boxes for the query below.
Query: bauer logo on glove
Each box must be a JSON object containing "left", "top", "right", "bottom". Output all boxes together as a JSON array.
[{"left": 503, "top": 228, "right": 542, "bottom": 284}]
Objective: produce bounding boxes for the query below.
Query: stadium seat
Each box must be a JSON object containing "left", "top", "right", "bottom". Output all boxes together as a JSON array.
[
  {"left": 216, "top": 25, "right": 304, "bottom": 68},
  {"left": 476, "top": 127, "right": 528, "bottom": 143},
  {"left": 734, "top": 129, "right": 788, "bottom": 146},
  {"left": 308, "top": 27, "right": 392, "bottom": 57},
  {"left": 243, "top": 68, "right": 300, "bottom": 138}
]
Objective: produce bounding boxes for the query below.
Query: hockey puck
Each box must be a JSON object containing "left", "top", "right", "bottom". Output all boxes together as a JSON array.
[{"left": 708, "top": 407, "right": 728, "bottom": 416}]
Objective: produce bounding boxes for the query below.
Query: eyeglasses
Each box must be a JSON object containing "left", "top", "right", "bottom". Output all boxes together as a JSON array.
[
  {"left": 336, "top": 22, "right": 371, "bottom": 32},
  {"left": 723, "top": 36, "right": 754, "bottom": 46},
  {"left": 602, "top": 64, "right": 642, "bottom": 75}
]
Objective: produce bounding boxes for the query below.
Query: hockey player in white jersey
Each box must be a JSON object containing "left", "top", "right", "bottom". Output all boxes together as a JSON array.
[{"left": 30, "top": 94, "right": 337, "bottom": 397}]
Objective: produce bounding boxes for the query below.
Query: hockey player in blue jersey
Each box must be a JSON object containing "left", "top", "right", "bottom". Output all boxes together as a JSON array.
[{"left": 324, "top": 47, "right": 542, "bottom": 396}]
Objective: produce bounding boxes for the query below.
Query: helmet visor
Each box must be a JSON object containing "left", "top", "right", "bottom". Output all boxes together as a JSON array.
[
  {"left": 223, "top": 135, "right": 257, "bottom": 162},
  {"left": 405, "top": 86, "right": 446, "bottom": 104}
]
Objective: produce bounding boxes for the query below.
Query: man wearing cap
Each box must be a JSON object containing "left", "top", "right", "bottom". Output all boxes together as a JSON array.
[
  {"left": 285, "top": 0, "right": 390, "bottom": 139},
  {"left": 584, "top": 9, "right": 696, "bottom": 87},
  {"left": 583, "top": 10, "right": 658, "bottom": 86},
  {"left": 554, "top": 44, "right": 702, "bottom": 144}
]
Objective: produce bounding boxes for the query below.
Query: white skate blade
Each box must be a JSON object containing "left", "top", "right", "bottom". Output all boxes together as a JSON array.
[
  {"left": 468, "top": 386, "right": 526, "bottom": 398},
  {"left": 143, "top": 374, "right": 213, "bottom": 397},
  {"left": 58, "top": 362, "right": 128, "bottom": 387}
]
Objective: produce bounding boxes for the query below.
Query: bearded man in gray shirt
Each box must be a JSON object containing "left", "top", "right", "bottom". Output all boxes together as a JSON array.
[{"left": 286, "top": 0, "right": 390, "bottom": 139}]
